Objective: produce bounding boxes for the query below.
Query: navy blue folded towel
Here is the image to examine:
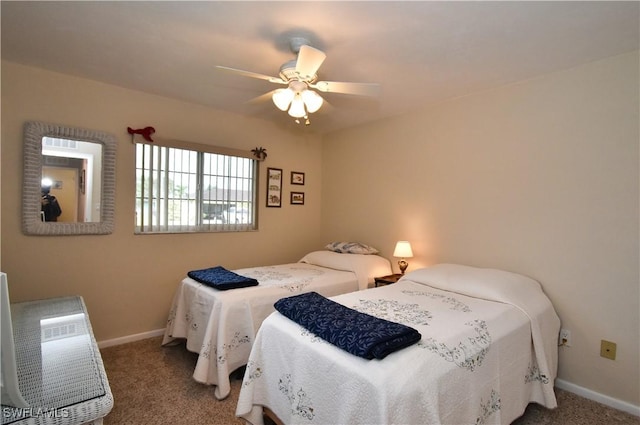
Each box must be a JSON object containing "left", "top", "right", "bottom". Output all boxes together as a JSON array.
[
  {"left": 187, "top": 266, "right": 259, "bottom": 290},
  {"left": 274, "top": 291, "right": 421, "bottom": 360}
]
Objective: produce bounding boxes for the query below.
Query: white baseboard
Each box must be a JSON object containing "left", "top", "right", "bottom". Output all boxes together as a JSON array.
[
  {"left": 555, "top": 378, "right": 640, "bottom": 417},
  {"left": 97, "top": 328, "right": 165, "bottom": 349}
]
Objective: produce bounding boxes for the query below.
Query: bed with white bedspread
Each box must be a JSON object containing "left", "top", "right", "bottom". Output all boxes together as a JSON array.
[
  {"left": 236, "top": 263, "right": 560, "bottom": 425},
  {"left": 162, "top": 250, "right": 392, "bottom": 400}
]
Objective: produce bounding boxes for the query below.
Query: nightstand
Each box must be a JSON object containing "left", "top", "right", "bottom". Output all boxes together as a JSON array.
[{"left": 374, "top": 273, "right": 403, "bottom": 287}]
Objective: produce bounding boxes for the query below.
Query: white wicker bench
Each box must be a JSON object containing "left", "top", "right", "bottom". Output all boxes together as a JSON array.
[{"left": 1, "top": 295, "right": 113, "bottom": 425}]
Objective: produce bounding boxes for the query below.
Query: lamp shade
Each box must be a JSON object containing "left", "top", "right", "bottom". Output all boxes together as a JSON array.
[
  {"left": 287, "top": 94, "right": 307, "bottom": 118},
  {"left": 301, "top": 89, "right": 323, "bottom": 113},
  {"left": 393, "top": 241, "right": 413, "bottom": 258},
  {"left": 272, "top": 88, "right": 294, "bottom": 111}
]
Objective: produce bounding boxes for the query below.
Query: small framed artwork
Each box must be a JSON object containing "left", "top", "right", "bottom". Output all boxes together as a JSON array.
[
  {"left": 291, "top": 171, "right": 305, "bottom": 185},
  {"left": 290, "top": 192, "right": 305, "bottom": 205},
  {"left": 266, "top": 167, "right": 283, "bottom": 207}
]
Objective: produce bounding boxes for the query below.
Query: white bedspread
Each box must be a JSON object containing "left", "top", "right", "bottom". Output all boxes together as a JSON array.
[
  {"left": 236, "top": 264, "right": 560, "bottom": 425},
  {"left": 162, "top": 252, "right": 391, "bottom": 400}
]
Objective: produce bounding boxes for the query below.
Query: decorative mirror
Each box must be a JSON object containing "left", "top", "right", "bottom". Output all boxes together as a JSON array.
[{"left": 22, "top": 121, "right": 116, "bottom": 235}]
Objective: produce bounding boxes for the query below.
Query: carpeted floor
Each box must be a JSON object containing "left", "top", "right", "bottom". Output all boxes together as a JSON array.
[{"left": 100, "top": 336, "right": 639, "bottom": 425}]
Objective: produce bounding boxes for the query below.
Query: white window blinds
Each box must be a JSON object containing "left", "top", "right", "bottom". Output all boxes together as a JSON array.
[{"left": 135, "top": 140, "right": 257, "bottom": 234}]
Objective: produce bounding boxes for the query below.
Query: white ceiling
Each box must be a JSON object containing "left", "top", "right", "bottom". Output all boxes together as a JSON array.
[{"left": 2, "top": 1, "right": 638, "bottom": 135}]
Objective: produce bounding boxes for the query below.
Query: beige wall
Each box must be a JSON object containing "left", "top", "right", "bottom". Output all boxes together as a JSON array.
[
  {"left": 321, "top": 51, "right": 639, "bottom": 405},
  {"left": 1, "top": 61, "right": 324, "bottom": 341}
]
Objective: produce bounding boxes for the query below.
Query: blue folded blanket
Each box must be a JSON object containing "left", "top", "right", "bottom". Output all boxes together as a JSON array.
[
  {"left": 187, "top": 266, "right": 259, "bottom": 290},
  {"left": 274, "top": 291, "right": 421, "bottom": 360}
]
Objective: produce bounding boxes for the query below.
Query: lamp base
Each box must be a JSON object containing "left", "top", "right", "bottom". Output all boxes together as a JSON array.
[{"left": 398, "top": 259, "right": 408, "bottom": 274}]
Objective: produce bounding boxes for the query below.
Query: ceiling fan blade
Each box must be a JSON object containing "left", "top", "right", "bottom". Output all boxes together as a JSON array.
[
  {"left": 295, "top": 45, "right": 326, "bottom": 80},
  {"left": 215, "top": 66, "right": 286, "bottom": 84},
  {"left": 247, "top": 90, "right": 277, "bottom": 105},
  {"left": 311, "top": 81, "right": 381, "bottom": 97}
]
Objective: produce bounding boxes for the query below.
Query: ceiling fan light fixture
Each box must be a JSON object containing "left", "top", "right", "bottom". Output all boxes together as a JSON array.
[
  {"left": 216, "top": 37, "right": 380, "bottom": 128},
  {"left": 288, "top": 95, "right": 307, "bottom": 118},
  {"left": 301, "top": 89, "right": 323, "bottom": 113},
  {"left": 272, "top": 88, "right": 294, "bottom": 111}
]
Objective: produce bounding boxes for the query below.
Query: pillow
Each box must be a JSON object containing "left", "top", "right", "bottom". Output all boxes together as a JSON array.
[
  {"left": 299, "top": 251, "right": 392, "bottom": 290},
  {"left": 325, "top": 242, "right": 379, "bottom": 255}
]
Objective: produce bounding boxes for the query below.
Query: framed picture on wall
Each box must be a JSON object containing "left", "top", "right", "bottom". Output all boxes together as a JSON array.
[
  {"left": 291, "top": 171, "right": 305, "bottom": 185},
  {"left": 266, "top": 167, "right": 282, "bottom": 207},
  {"left": 291, "top": 192, "right": 305, "bottom": 205}
]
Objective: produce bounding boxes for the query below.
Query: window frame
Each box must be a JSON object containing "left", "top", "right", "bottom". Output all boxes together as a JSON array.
[{"left": 134, "top": 137, "right": 259, "bottom": 234}]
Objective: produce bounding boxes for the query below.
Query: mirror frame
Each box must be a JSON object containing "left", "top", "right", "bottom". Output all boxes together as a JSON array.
[{"left": 22, "top": 121, "right": 116, "bottom": 235}]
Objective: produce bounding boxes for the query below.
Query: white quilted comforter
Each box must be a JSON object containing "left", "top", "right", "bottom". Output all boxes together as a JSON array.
[
  {"left": 162, "top": 251, "right": 392, "bottom": 399},
  {"left": 236, "top": 264, "right": 560, "bottom": 425}
]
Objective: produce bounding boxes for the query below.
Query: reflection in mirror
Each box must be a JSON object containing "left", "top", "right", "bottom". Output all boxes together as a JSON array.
[
  {"left": 23, "top": 121, "right": 116, "bottom": 235},
  {"left": 41, "top": 139, "right": 103, "bottom": 223}
]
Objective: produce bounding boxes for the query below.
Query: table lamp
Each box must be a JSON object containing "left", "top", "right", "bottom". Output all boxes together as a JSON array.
[{"left": 393, "top": 241, "right": 413, "bottom": 274}]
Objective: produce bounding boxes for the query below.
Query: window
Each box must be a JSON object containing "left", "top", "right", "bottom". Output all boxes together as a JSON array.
[{"left": 135, "top": 141, "right": 257, "bottom": 234}]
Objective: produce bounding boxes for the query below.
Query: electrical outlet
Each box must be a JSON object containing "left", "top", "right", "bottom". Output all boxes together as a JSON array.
[
  {"left": 600, "top": 340, "right": 617, "bottom": 360},
  {"left": 559, "top": 329, "right": 571, "bottom": 347}
]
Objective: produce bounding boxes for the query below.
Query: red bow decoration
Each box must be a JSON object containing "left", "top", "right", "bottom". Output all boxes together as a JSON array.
[{"left": 127, "top": 126, "right": 155, "bottom": 142}]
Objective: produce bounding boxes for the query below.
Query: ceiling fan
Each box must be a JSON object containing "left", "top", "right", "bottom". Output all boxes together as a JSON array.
[{"left": 216, "top": 37, "right": 380, "bottom": 125}]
